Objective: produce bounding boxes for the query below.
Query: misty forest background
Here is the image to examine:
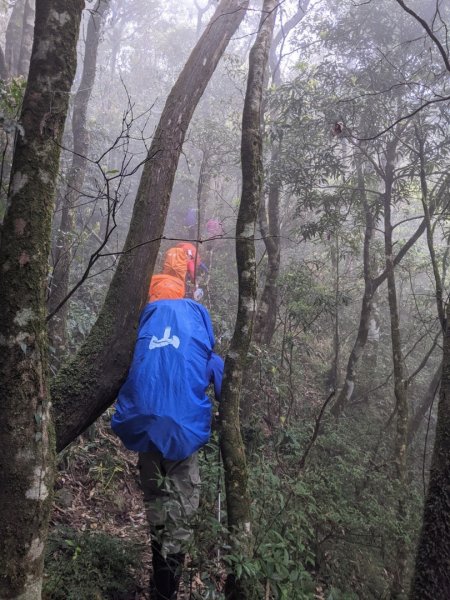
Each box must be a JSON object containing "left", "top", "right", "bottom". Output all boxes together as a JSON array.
[{"left": 1, "top": 0, "right": 450, "bottom": 598}]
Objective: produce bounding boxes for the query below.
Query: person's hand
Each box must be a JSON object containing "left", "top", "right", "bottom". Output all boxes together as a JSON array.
[{"left": 193, "top": 287, "right": 204, "bottom": 301}]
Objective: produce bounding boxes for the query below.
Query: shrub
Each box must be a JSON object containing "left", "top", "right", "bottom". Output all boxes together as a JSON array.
[{"left": 43, "top": 526, "right": 143, "bottom": 600}]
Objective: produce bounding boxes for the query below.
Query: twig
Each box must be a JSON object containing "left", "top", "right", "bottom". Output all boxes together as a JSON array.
[{"left": 298, "top": 390, "right": 335, "bottom": 470}]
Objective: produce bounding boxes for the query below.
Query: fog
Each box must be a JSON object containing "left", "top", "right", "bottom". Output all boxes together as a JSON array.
[{"left": 1, "top": 0, "right": 450, "bottom": 598}]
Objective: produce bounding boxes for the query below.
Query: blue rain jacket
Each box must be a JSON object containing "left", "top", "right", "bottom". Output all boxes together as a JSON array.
[{"left": 111, "top": 299, "right": 223, "bottom": 460}]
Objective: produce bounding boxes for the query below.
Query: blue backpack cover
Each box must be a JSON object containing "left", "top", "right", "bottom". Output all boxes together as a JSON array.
[{"left": 111, "top": 299, "right": 215, "bottom": 460}]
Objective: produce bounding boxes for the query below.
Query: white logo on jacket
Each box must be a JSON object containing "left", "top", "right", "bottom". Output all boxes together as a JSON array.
[{"left": 149, "top": 326, "right": 180, "bottom": 350}]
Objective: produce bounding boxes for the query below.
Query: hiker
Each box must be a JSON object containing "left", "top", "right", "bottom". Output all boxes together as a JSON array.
[
  {"left": 205, "top": 218, "right": 225, "bottom": 252},
  {"left": 148, "top": 247, "right": 188, "bottom": 301},
  {"left": 176, "top": 241, "right": 208, "bottom": 281},
  {"left": 149, "top": 244, "right": 207, "bottom": 301},
  {"left": 205, "top": 218, "right": 224, "bottom": 239},
  {"left": 183, "top": 207, "right": 198, "bottom": 240},
  {"left": 111, "top": 291, "right": 223, "bottom": 600}
]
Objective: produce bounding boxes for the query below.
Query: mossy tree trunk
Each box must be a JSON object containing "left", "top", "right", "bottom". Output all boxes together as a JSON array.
[
  {"left": 48, "top": 0, "right": 109, "bottom": 362},
  {"left": 220, "top": 1, "right": 277, "bottom": 598},
  {"left": 52, "top": 0, "right": 250, "bottom": 452},
  {"left": 409, "top": 308, "right": 450, "bottom": 599},
  {"left": 0, "top": 1, "right": 83, "bottom": 598},
  {"left": 408, "top": 126, "right": 450, "bottom": 600}
]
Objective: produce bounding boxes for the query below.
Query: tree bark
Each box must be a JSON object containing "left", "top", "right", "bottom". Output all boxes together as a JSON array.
[
  {"left": 407, "top": 363, "right": 441, "bottom": 446},
  {"left": 52, "top": 0, "right": 250, "bottom": 452},
  {"left": 254, "top": 1, "right": 311, "bottom": 345},
  {"left": 0, "top": 45, "right": 8, "bottom": 80},
  {"left": 219, "top": 1, "right": 277, "bottom": 597},
  {"left": 5, "top": 0, "right": 26, "bottom": 77},
  {"left": 383, "top": 139, "right": 409, "bottom": 600},
  {"left": 48, "top": 0, "right": 109, "bottom": 361},
  {"left": 0, "top": 1, "right": 83, "bottom": 597},
  {"left": 17, "top": 0, "right": 35, "bottom": 78},
  {"left": 416, "top": 125, "right": 445, "bottom": 329},
  {"left": 408, "top": 133, "right": 450, "bottom": 600},
  {"left": 331, "top": 234, "right": 341, "bottom": 391},
  {"left": 254, "top": 140, "right": 281, "bottom": 344},
  {"left": 409, "top": 313, "right": 450, "bottom": 599},
  {"left": 331, "top": 163, "right": 376, "bottom": 416},
  {"left": 332, "top": 162, "right": 446, "bottom": 417}
]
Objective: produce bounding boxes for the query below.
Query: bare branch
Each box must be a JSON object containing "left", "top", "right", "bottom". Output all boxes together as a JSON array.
[{"left": 394, "top": 0, "right": 450, "bottom": 73}]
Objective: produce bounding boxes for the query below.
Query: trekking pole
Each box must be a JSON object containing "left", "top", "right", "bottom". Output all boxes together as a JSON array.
[
  {"left": 217, "top": 490, "right": 221, "bottom": 562},
  {"left": 217, "top": 439, "right": 222, "bottom": 563}
]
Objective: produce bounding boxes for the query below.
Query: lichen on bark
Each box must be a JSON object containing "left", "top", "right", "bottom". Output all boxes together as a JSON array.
[
  {"left": 219, "top": 1, "right": 277, "bottom": 597},
  {"left": 0, "top": 1, "right": 83, "bottom": 597}
]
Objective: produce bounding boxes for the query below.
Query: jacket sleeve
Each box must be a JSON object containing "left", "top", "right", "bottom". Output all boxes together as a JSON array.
[{"left": 206, "top": 352, "right": 224, "bottom": 401}]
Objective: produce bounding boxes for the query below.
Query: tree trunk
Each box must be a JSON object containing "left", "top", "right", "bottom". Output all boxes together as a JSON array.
[
  {"left": 254, "top": 140, "right": 281, "bottom": 344},
  {"left": 331, "top": 158, "right": 441, "bottom": 417},
  {"left": 0, "top": 2, "right": 83, "bottom": 598},
  {"left": 407, "top": 363, "right": 441, "bottom": 446},
  {"left": 254, "top": 2, "right": 311, "bottom": 345},
  {"left": 333, "top": 235, "right": 342, "bottom": 390},
  {"left": 268, "top": 0, "right": 310, "bottom": 81},
  {"left": 17, "top": 0, "right": 35, "bottom": 78},
  {"left": 5, "top": 0, "right": 26, "bottom": 77},
  {"left": 409, "top": 313, "right": 450, "bottom": 599},
  {"left": 47, "top": 0, "right": 108, "bottom": 362},
  {"left": 408, "top": 133, "right": 450, "bottom": 600},
  {"left": 52, "top": 0, "right": 250, "bottom": 452},
  {"left": 0, "top": 44, "right": 8, "bottom": 80},
  {"left": 416, "top": 125, "right": 445, "bottom": 329},
  {"left": 331, "top": 164, "right": 376, "bottom": 416},
  {"left": 220, "top": 1, "right": 277, "bottom": 598},
  {"left": 383, "top": 140, "right": 409, "bottom": 600},
  {"left": 195, "top": 148, "right": 211, "bottom": 245}
]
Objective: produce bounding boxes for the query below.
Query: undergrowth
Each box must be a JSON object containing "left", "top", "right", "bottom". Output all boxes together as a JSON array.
[{"left": 43, "top": 526, "right": 143, "bottom": 600}]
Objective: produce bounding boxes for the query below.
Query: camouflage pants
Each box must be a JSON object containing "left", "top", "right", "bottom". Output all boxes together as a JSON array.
[{"left": 138, "top": 450, "right": 200, "bottom": 555}]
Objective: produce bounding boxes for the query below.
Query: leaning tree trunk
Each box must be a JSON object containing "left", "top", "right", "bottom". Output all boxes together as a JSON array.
[
  {"left": 407, "top": 362, "right": 442, "bottom": 446},
  {"left": 52, "top": 0, "right": 249, "bottom": 452},
  {"left": 220, "top": 1, "right": 277, "bottom": 598},
  {"left": 0, "top": 2, "right": 83, "bottom": 598},
  {"left": 48, "top": 0, "right": 109, "bottom": 362}
]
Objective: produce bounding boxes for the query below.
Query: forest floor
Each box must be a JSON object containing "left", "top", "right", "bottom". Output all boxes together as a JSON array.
[
  {"left": 46, "top": 413, "right": 325, "bottom": 599},
  {"left": 48, "top": 414, "right": 152, "bottom": 599},
  {"left": 47, "top": 414, "right": 226, "bottom": 599}
]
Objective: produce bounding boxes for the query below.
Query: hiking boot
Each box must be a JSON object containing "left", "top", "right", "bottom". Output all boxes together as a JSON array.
[{"left": 151, "top": 540, "right": 185, "bottom": 600}]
